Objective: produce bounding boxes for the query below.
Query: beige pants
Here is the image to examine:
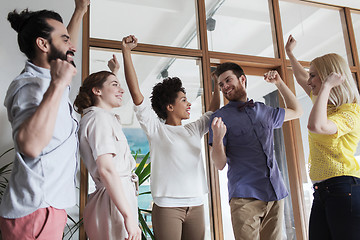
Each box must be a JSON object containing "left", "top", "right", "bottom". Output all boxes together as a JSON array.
[
  {"left": 230, "top": 198, "right": 284, "bottom": 240},
  {"left": 152, "top": 204, "right": 205, "bottom": 240}
]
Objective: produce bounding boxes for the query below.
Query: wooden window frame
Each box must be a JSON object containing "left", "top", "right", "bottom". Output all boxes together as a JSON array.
[{"left": 79, "top": 1, "right": 360, "bottom": 239}]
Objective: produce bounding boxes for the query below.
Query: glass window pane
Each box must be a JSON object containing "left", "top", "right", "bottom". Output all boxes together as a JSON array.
[
  {"left": 90, "top": 0, "right": 199, "bottom": 49},
  {"left": 218, "top": 74, "right": 296, "bottom": 239},
  {"left": 89, "top": 49, "right": 211, "bottom": 237},
  {"left": 294, "top": 71, "right": 313, "bottom": 227},
  {"left": 352, "top": 11, "right": 360, "bottom": 61},
  {"left": 280, "top": 1, "right": 350, "bottom": 63},
  {"left": 205, "top": 0, "right": 276, "bottom": 57}
]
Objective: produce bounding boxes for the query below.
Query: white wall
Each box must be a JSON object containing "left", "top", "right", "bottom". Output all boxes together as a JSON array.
[
  {"left": 0, "top": 2, "right": 83, "bottom": 238},
  {"left": 0, "top": 0, "right": 83, "bottom": 163}
]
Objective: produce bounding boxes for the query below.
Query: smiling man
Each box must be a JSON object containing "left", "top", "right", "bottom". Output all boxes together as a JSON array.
[
  {"left": 0, "top": 1, "right": 89, "bottom": 239},
  {"left": 209, "top": 62, "right": 302, "bottom": 240}
]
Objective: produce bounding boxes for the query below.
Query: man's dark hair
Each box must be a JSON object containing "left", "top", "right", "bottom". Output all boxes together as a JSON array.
[
  {"left": 151, "top": 77, "right": 186, "bottom": 120},
  {"left": 214, "top": 62, "right": 247, "bottom": 87},
  {"left": 7, "top": 9, "right": 63, "bottom": 60}
]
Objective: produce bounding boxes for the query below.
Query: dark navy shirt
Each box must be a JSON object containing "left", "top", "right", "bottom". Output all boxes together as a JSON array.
[{"left": 209, "top": 101, "right": 288, "bottom": 202}]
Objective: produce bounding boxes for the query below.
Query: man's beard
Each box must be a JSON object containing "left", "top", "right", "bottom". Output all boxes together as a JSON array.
[
  {"left": 48, "top": 43, "right": 76, "bottom": 68},
  {"left": 225, "top": 87, "right": 247, "bottom": 102}
]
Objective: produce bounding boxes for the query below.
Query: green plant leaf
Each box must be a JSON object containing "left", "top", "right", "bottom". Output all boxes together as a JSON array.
[
  {"left": 139, "top": 174, "right": 150, "bottom": 186},
  {"left": 62, "top": 217, "right": 83, "bottom": 239},
  {"left": 139, "top": 208, "right": 152, "bottom": 214},
  {"left": 66, "top": 214, "right": 77, "bottom": 224},
  {"left": 139, "top": 191, "right": 151, "bottom": 196},
  {"left": 0, "top": 148, "right": 14, "bottom": 203},
  {"left": 142, "top": 231, "right": 147, "bottom": 240},
  {"left": 135, "top": 152, "right": 153, "bottom": 239},
  {"left": 138, "top": 208, "right": 155, "bottom": 240},
  {"left": 0, "top": 148, "right": 14, "bottom": 159},
  {"left": 135, "top": 152, "right": 149, "bottom": 176},
  {"left": 0, "top": 163, "right": 12, "bottom": 175},
  {"left": 138, "top": 162, "right": 151, "bottom": 185}
]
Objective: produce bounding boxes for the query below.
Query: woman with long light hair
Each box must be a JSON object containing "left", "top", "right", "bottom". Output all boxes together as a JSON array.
[{"left": 286, "top": 34, "right": 360, "bottom": 240}]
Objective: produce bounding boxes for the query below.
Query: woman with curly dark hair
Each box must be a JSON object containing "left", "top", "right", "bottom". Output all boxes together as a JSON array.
[{"left": 116, "top": 35, "right": 220, "bottom": 240}]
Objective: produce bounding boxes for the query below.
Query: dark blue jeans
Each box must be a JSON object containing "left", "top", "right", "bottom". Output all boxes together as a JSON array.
[{"left": 309, "top": 176, "right": 360, "bottom": 240}]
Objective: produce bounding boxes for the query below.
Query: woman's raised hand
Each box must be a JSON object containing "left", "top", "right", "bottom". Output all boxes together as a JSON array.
[
  {"left": 121, "top": 35, "right": 138, "bottom": 51},
  {"left": 285, "top": 35, "right": 297, "bottom": 56},
  {"left": 324, "top": 72, "right": 345, "bottom": 89},
  {"left": 107, "top": 54, "right": 120, "bottom": 74}
]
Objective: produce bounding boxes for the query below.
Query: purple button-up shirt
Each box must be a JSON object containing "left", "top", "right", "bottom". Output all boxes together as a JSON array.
[{"left": 209, "top": 101, "right": 288, "bottom": 202}]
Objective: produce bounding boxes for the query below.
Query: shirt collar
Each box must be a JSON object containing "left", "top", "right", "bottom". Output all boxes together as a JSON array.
[
  {"left": 228, "top": 98, "right": 252, "bottom": 107},
  {"left": 25, "top": 60, "right": 51, "bottom": 80},
  {"left": 83, "top": 106, "right": 121, "bottom": 120}
]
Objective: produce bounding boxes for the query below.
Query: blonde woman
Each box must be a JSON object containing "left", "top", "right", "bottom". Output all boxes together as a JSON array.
[{"left": 286, "top": 35, "right": 360, "bottom": 240}]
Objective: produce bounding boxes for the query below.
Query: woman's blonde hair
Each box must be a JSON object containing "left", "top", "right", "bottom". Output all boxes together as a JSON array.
[{"left": 311, "top": 53, "right": 360, "bottom": 107}]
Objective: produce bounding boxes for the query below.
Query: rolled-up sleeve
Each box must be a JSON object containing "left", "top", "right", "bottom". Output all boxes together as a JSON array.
[
  {"left": 270, "top": 107, "right": 285, "bottom": 129},
  {"left": 86, "top": 113, "right": 117, "bottom": 160},
  {"left": 134, "top": 100, "right": 160, "bottom": 137},
  {"left": 10, "top": 82, "right": 43, "bottom": 143}
]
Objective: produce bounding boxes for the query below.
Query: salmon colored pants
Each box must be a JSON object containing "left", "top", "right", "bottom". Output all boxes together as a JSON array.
[{"left": 0, "top": 207, "right": 67, "bottom": 240}]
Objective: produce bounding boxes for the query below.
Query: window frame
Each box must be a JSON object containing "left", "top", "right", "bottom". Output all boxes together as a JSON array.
[{"left": 80, "top": 1, "right": 360, "bottom": 239}]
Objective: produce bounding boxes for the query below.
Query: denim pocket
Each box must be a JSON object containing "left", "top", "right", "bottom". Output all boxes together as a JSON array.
[
  {"left": 327, "top": 182, "right": 352, "bottom": 197},
  {"left": 351, "top": 184, "right": 360, "bottom": 217}
]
